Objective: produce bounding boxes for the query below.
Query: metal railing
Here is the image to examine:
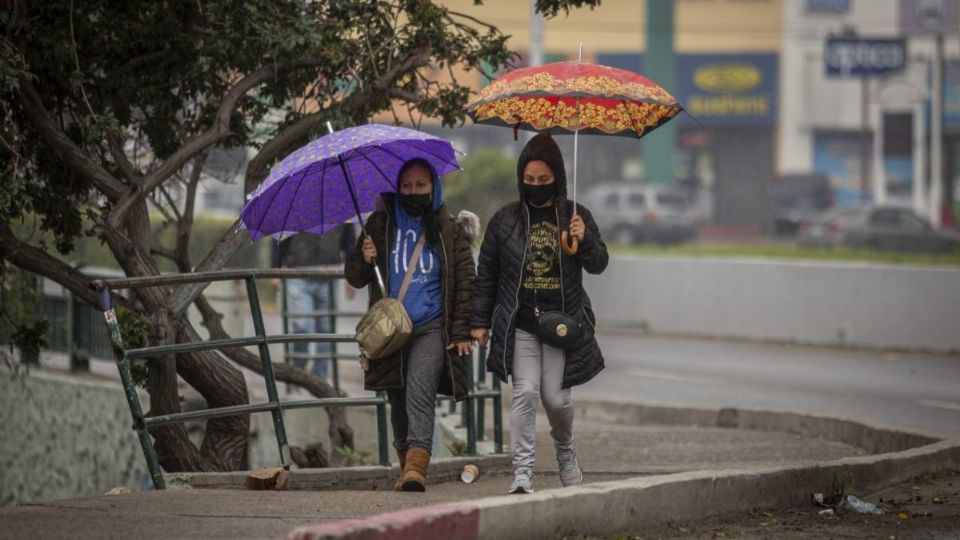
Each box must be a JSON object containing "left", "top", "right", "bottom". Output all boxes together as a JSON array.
[{"left": 90, "top": 267, "right": 502, "bottom": 490}]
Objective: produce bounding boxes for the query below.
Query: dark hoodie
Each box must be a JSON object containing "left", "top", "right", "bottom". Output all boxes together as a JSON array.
[
  {"left": 514, "top": 133, "right": 567, "bottom": 333},
  {"left": 471, "top": 132, "right": 610, "bottom": 389}
]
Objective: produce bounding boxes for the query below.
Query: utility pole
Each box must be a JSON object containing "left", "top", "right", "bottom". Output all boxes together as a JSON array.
[
  {"left": 930, "top": 32, "right": 944, "bottom": 227},
  {"left": 530, "top": 0, "right": 543, "bottom": 67},
  {"left": 644, "top": 0, "right": 676, "bottom": 185}
]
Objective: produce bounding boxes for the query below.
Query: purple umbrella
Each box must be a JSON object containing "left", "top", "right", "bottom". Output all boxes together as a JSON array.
[{"left": 240, "top": 124, "right": 462, "bottom": 241}]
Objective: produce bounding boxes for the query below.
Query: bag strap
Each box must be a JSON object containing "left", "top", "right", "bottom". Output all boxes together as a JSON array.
[{"left": 396, "top": 234, "right": 426, "bottom": 303}]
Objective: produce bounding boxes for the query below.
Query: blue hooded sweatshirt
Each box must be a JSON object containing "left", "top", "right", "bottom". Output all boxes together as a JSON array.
[{"left": 389, "top": 162, "right": 444, "bottom": 327}]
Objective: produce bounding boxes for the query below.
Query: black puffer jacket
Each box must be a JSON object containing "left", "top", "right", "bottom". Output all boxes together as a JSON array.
[
  {"left": 471, "top": 133, "right": 608, "bottom": 388},
  {"left": 345, "top": 193, "right": 476, "bottom": 400}
]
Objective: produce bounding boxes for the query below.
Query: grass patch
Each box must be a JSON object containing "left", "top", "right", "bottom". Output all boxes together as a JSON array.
[{"left": 610, "top": 242, "right": 960, "bottom": 266}]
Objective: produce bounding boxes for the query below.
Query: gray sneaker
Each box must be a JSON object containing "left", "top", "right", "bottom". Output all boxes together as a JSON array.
[
  {"left": 557, "top": 450, "right": 583, "bottom": 487},
  {"left": 508, "top": 467, "right": 534, "bottom": 494}
]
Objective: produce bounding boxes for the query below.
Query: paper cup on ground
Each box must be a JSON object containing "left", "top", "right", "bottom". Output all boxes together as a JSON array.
[{"left": 461, "top": 464, "right": 480, "bottom": 483}]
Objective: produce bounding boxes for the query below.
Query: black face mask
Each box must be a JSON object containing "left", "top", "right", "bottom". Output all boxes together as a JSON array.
[
  {"left": 522, "top": 183, "right": 556, "bottom": 207},
  {"left": 399, "top": 193, "right": 432, "bottom": 216}
]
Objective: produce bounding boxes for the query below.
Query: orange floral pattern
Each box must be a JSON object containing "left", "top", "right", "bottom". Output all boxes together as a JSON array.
[
  {"left": 467, "top": 96, "right": 681, "bottom": 137},
  {"left": 468, "top": 60, "right": 680, "bottom": 104}
]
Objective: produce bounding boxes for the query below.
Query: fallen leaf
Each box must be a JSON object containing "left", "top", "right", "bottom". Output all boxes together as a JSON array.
[{"left": 897, "top": 512, "right": 909, "bottom": 521}]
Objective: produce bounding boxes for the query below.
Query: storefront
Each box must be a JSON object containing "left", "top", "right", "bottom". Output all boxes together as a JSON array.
[{"left": 675, "top": 53, "right": 779, "bottom": 229}]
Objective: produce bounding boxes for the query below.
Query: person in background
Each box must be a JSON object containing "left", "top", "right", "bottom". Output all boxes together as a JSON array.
[{"left": 272, "top": 224, "right": 355, "bottom": 382}]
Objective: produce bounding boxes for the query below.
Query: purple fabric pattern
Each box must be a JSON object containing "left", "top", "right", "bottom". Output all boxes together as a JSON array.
[{"left": 240, "top": 124, "right": 461, "bottom": 240}]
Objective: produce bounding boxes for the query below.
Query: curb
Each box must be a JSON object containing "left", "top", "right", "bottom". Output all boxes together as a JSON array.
[
  {"left": 287, "top": 400, "right": 958, "bottom": 540},
  {"left": 289, "top": 438, "right": 960, "bottom": 540},
  {"left": 166, "top": 454, "right": 512, "bottom": 491}
]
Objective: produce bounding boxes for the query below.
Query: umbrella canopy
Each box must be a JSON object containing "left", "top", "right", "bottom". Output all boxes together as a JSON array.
[
  {"left": 465, "top": 61, "right": 683, "bottom": 138},
  {"left": 240, "top": 124, "right": 462, "bottom": 241}
]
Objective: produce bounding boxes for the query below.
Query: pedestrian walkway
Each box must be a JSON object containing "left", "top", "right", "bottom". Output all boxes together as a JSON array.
[{"left": 0, "top": 414, "right": 869, "bottom": 540}]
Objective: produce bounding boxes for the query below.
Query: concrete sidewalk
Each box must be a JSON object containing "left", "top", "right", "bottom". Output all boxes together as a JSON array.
[{"left": 0, "top": 401, "right": 955, "bottom": 540}]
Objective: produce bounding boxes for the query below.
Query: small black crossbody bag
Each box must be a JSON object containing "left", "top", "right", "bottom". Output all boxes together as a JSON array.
[{"left": 532, "top": 287, "right": 582, "bottom": 349}]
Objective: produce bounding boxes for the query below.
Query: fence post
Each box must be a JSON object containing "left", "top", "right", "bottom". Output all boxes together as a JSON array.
[
  {"left": 246, "top": 277, "right": 290, "bottom": 467},
  {"left": 476, "top": 346, "right": 486, "bottom": 442},
  {"left": 465, "top": 354, "right": 476, "bottom": 455},
  {"left": 92, "top": 282, "right": 166, "bottom": 489},
  {"left": 376, "top": 391, "right": 390, "bottom": 465},
  {"left": 493, "top": 376, "right": 503, "bottom": 454}
]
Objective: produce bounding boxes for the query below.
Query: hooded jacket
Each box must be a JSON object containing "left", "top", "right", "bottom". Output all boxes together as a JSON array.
[
  {"left": 471, "top": 132, "right": 609, "bottom": 388},
  {"left": 344, "top": 162, "right": 476, "bottom": 400}
]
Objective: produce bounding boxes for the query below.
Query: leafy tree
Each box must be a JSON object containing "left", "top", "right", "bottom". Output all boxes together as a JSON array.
[
  {"left": 0, "top": 0, "right": 598, "bottom": 472},
  {"left": 444, "top": 147, "right": 517, "bottom": 227}
]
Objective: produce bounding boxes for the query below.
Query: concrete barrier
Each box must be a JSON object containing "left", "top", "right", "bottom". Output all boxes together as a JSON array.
[
  {"left": 572, "top": 399, "right": 941, "bottom": 455},
  {"left": 0, "top": 370, "right": 148, "bottom": 506},
  {"left": 585, "top": 256, "right": 960, "bottom": 353}
]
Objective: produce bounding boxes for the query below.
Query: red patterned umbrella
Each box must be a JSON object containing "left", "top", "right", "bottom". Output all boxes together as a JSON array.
[
  {"left": 465, "top": 61, "right": 682, "bottom": 139},
  {"left": 465, "top": 55, "right": 682, "bottom": 253}
]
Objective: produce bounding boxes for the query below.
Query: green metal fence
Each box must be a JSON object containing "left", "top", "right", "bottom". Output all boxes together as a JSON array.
[{"left": 90, "top": 267, "right": 502, "bottom": 490}]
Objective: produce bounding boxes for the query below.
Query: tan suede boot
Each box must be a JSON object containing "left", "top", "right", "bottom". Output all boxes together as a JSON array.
[
  {"left": 393, "top": 450, "right": 407, "bottom": 492},
  {"left": 400, "top": 447, "right": 430, "bottom": 492}
]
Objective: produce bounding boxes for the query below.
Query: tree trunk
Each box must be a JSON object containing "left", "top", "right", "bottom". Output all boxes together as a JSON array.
[{"left": 194, "top": 293, "right": 354, "bottom": 466}]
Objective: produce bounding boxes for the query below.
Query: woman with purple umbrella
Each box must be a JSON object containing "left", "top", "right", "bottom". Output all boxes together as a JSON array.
[{"left": 345, "top": 157, "right": 478, "bottom": 492}]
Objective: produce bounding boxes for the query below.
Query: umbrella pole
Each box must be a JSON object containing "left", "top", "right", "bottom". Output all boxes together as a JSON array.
[
  {"left": 338, "top": 155, "right": 387, "bottom": 296},
  {"left": 561, "top": 43, "right": 583, "bottom": 256}
]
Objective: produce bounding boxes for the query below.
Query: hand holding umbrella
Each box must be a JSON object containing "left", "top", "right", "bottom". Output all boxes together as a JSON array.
[
  {"left": 466, "top": 43, "right": 683, "bottom": 254},
  {"left": 239, "top": 123, "right": 462, "bottom": 293}
]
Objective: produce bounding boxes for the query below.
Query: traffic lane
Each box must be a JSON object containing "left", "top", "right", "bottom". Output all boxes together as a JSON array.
[{"left": 578, "top": 333, "right": 960, "bottom": 437}]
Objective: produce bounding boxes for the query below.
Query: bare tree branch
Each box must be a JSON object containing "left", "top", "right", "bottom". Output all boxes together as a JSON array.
[
  {"left": 193, "top": 293, "right": 352, "bottom": 465},
  {"left": 15, "top": 78, "right": 125, "bottom": 200},
  {"left": 0, "top": 221, "right": 134, "bottom": 311},
  {"left": 167, "top": 44, "right": 434, "bottom": 315},
  {"left": 107, "top": 134, "right": 141, "bottom": 183},
  {"left": 109, "top": 58, "right": 328, "bottom": 229}
]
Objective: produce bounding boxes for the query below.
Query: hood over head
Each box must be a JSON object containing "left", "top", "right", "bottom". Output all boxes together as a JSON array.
[{"left": 516, "top": 131, "right": 567, "bottom": 201}]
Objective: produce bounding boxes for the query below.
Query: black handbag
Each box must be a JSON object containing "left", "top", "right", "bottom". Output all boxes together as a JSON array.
[{"left": 536, "top": 310, "right": 582, "bottom": 349}]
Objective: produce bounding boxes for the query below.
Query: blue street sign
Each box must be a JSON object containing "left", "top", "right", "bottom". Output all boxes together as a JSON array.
[{"left": 825, "top": 37, "right": 906, "bottom": 77}]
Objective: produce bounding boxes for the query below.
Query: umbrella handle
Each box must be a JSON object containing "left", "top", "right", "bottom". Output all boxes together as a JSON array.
[
  {"left": 560, "top": 230, "right": 579, "bottom": 255},
  {"left": 372, "top": 265, "right": 387, "bottom": 298}
]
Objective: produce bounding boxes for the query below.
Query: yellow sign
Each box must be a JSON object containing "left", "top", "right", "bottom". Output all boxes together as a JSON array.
[
  {"left": 687, "top": 96, "right": 770, "bottom": 116},
  {"left": 693, "top": 64, "right": 762, "bottom": 93}
]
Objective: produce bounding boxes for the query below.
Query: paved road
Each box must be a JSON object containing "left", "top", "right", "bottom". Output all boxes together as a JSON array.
[{"left": 580, "top": 332, "right": 960, "bottom": 437}]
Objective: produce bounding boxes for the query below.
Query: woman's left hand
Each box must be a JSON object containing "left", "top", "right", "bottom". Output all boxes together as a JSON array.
[
  {"left": 569, "top": 214, "right": 585, "bottom": 241},
  {"left": 447, "top": 341, "right": 475, "bottom": 357}
]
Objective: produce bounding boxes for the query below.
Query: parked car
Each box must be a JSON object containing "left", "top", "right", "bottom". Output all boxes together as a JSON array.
[
  {"left": 582, "top": 183, "right": 697, "bottom": 245},
  {"left": 771, "top": 173, "right": 833, "bottom": 237},
  {"left": 796, "top": 205, "right": 960, "bottom": 254}
]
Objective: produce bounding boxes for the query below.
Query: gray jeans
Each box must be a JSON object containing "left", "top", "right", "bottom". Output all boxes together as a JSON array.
[
  {"left": 387, "top": 317, "right": 445, "bottom": 453},
  {"left": 510, "top": 329, "right": 573, "bottom": 470}
]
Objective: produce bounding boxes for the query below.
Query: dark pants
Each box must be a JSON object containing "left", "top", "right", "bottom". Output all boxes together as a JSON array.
[{"left": 386, "top": 317, "right": 444, "bottom": 453}]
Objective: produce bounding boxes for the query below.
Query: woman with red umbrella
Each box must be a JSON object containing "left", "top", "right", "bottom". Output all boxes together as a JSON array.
[{"left": 470, "top": 132, "right": 609, "bottom": 494}]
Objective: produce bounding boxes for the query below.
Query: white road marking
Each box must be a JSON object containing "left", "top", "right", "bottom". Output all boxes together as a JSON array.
[
  {"left": 625, "top": 368, "right": 724, "bottom": 385},
  {"left": 917, "top": 400, "right": 960, "bottom": 412}
]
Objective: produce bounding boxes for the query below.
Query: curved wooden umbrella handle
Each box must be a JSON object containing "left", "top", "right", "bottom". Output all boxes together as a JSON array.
[{"left": 560, "top": 230, "right": 579, "bottom": 255}]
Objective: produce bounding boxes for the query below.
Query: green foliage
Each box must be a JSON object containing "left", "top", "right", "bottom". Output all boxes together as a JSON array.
[
  {"left": 116, "top": 307, "right": 151, "bottom": 387},
  {"left": 335, "top": 445, "right": 373, "bottom": 466},
  {"left": 151, "top": 214, "right": 264, "bottom": 272},
  {"left": 0, "top": 263, "right": 45, "bottom": 364},
  {"left": 444, "top": 148, "right": 517, "bottom": 228},
  {"left": 445, "top": 439, "right": 469, "bottom": 457},
  {"left": 832, "top": 470, "right": 854, "bottom": 498}
]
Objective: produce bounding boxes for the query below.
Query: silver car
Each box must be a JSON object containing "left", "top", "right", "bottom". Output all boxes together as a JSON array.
[
  {"left": 583, "top": 183, "right": 697, "bottom": 245},
  {"left": 797, "top": 205, "right": 960, "bottom": 254}
]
